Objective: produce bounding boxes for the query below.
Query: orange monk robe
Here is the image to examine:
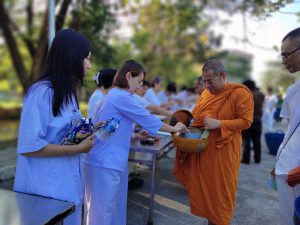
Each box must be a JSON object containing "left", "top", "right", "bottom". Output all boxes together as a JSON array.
[{"left": 173, "top": 83, "right": 254, "bottom": 225}]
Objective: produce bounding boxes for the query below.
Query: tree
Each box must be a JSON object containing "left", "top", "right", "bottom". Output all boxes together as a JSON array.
[
  {"left": 121, "top": 0, "right": 296, "bottom": 85},
  {"left": 0, "top": 0, "right": 116, "bottom": 94},
  {"left": 220, "top": 50, "right": 252, "bottom": 82},
  {"left": 127, "top": 0, "right": 218, "bottom": 85},
  {"left": 261, "top": 60, "right": 298, "bottom": 92}
]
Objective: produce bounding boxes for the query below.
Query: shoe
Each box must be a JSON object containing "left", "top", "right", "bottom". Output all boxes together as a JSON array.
[
  {"left": 241, "top": 160, "right": 250, "bottom": 165},
  {"left": 129, "top": 172, "right": 141, "bottom": 178},
  {"left": 128, "top": 178, "right": 144, "bottom": 190}
]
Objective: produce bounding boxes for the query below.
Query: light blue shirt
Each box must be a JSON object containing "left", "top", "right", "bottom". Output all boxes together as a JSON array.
[
  {"left": 14, "top": 81, "right": 84, "bottom": 205},
  {"left": 86, "top": 88, "right": 163, "bottom": 171},
  {"left": 133, "top": 93, "right": 150, "bottom": 108},
  {"left": 144, "top": 88, "right": 161, "bottom": 106},
  {"left": 87, "top": 89, "right": 105, "bottom": 118}
]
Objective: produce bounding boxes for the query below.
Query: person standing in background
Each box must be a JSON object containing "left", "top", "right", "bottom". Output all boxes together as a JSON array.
[
  {"left": 87, "top": 68, "right": 116, "bottom": 118},
  {"left": 193, "top": 76, "right": 205, "bottom": 97},
  {"left": 275, "top": 27, "right": 300, "bottom": 225},
  {"left": 13, "top": 29, "right": 94, "bottom": 225},
  {"left": 262, "top": 87, "right": 278, "bottom": 132},
  {"left": 241, "top": 79, "right": 265, "bottom": 164}
]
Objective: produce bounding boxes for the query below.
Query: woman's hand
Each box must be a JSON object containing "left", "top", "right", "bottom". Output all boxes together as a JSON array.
[
  {"left": 77, "top": 134, "right": 95, "bottom": 153},
  {"left": 132, "top": 130, "right": 149, "bottom": 139},
  {"left": 173, "top": 122, "right": 189, "bottom": 133},
  {"left": 203, "top": 116, "right": 220, "bottom": 130}
]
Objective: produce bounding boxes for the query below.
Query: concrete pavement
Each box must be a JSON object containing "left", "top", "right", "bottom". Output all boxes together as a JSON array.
[{"left": 0, "top": 122, "right": 285, "bottom": 224}]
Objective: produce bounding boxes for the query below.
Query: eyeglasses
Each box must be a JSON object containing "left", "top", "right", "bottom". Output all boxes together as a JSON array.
[
  {"left": 201, "top": 73, "right": 222, "bottom": 85},
  {"left": 281, "top": 46, "right": 300, "bottom": 61}
]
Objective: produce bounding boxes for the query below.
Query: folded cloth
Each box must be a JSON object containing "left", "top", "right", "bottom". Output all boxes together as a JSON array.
[{"left": 287, "top": 166, "right": 300, "bottom": 187}]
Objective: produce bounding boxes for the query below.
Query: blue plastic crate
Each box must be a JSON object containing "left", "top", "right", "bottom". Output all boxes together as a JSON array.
[
  {"left": 264, "top": 131, "right": 284, "bottom": 155},
  {"left": 294, "top": 196, "right": 300, "bottom": 225}
]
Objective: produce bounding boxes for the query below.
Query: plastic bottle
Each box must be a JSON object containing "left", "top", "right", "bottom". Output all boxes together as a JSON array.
[{"left": 95, "top": 118, "right": 120, "bottom": 140}]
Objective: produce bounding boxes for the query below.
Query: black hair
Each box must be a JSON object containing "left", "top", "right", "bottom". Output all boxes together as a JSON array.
[
  {"left": 93, "top": 72, "right": 103, "bottom": 87},
  {"left": 242, "top": 79, "right": 256, "bottom": 91},
  {"left": 100, "top": 68, "right": 117, "bottom": 89},
  {"left": 36, "top": 29, "right": 91, "bottom": 116},
  {"left": 143, "top": 80, "right": 151, "bottom": 87},
  {"left": 267, "top": 87, "right": 273, "bottom": 93},
  {"left": 282, "top": 27, "right": 300, "bottom": 42},
  {"left": 152, "top": 76, "right": 162, "bottom": 87},
  {"left": 166, "top": 82, "right": 177, "bottom": 93}
]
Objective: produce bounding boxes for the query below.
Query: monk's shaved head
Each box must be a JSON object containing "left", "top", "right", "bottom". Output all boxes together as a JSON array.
[{"left": 202, "top": 59, "right": 226, "bottom": 76}]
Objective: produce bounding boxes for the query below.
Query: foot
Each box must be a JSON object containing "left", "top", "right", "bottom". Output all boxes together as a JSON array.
[
  {"left": 241, "top": 160, "right": 250, "bottom": 164},
  {"left": 128, "top": 178, "right": 144, "bottom": 190}
]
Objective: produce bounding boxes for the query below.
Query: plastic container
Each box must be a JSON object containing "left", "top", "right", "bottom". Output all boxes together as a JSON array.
[
  {"left": 294, "top": 196, "right": 300, "bottom": 225},
  {"left": 264, "top": 131, "right": 285, "bottom": 155},
  {"left": 95, "top": 118, "right": 120, "bottom": 140}
]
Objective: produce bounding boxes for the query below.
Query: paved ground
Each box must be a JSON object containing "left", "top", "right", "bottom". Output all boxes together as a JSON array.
[
  {"left": 0, "top": 121, "right": 286, "bottom": 225},
  {"left": 127, "top": 138, "right": 279, "bottom": 225}
]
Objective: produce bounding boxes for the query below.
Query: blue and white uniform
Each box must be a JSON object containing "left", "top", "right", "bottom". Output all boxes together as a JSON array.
[
  {"left": 14, "top": 81, "right": 84, "bottom": 225},
  {"left": 87, "top": 89, "right": 105, "bottom": 118},
  {"left": 85, "top": 87, "right": 163, "bottom": 225},
  {"left": 143, "top": 88, "right": 161, "bottom": 106}
]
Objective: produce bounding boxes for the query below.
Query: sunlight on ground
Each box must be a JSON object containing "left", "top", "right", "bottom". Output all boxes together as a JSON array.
[{"left": 136, "top": 192, "right": 191, "bottom": 214}]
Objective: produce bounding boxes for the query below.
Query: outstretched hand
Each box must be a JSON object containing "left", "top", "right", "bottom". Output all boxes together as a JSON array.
[
  {"left": 174, "top": 122, "right": 190, "bottom": 133},
  {"left": 132, "top": 130, "right": 149, "bottom": 139}
]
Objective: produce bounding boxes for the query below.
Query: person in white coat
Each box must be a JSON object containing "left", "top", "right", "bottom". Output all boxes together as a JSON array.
[
  {"left": 275, "top": 27, "right": 300, "bottom": 225},
  {"left": 262, "top": 87, "right": 278, "bottom": 132},
  {"left": 13, "top": 29, "right": 95, "bottom": 225},
  {"left": 84, "top": 60, "right": 188, "bottom": 225}
]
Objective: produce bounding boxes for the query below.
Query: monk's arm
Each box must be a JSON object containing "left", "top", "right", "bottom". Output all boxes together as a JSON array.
[{"left": 220, "top": 88, "right": 254, "bottom": 132}]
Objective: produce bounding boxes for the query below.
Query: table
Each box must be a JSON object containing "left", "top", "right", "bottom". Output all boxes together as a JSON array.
[
  {"left": 0, "top": 189, "right": 75, "bottom": 225},
  {"left": 129, "top": 134, "right": 174, "bottom": 225}
]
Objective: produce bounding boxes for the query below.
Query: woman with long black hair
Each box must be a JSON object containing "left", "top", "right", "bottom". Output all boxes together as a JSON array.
[{"left": 13, "top": 29, "right": 94, "bottom": 225}]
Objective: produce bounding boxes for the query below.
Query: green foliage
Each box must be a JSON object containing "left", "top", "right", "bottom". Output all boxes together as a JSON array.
[
  {"left": 220, "top": 51, "right": 252, "bottom": 82},
  {"left": 70, "top": 0, "right": 118, "bottom": 68},
  {"left": 260, "top": 60, "right": 299, "bottom": 92},
  {"left": 128, "top": 0, "right": 216, "bottom": 85},
  {"left": 0, "top": 45, "right": 23, "bottom": 95}
]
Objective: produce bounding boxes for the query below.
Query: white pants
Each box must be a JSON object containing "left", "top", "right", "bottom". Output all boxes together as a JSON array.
[
  {"left": 276, "top": 174, "right": 300, "bottom": 225},
  {"left": 263, "top": 109, "right": 275, "bottom": 132},
  {"left": 84, "top": 164, "right": 128, "bottom": 225}
]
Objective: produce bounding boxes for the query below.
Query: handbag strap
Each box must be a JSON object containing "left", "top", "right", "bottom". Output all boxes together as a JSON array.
[{"left": 276, "top": 120, "right": 300, "bottom": 160}]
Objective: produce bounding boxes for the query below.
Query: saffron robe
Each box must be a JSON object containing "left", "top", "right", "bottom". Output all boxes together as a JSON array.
[{"left": 173, "top": 83, "right": 254, "bottom": 225}]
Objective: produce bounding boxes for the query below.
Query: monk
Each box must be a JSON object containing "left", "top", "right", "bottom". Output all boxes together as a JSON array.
[{"left": 173, "top": 59, "right": 254, "bottom": 225}]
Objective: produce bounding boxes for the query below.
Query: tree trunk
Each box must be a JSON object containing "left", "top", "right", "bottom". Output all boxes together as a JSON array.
[
  {"left": 0, "top": 1, "right": 31, "bottom": 93},
  {"left": 30, "top": 7, "right": 49, "bottom": 82}
]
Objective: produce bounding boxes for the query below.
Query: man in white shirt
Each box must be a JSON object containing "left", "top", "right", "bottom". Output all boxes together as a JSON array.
[{"left": 275, "top": 27, "right": 300, "bottom": 225}]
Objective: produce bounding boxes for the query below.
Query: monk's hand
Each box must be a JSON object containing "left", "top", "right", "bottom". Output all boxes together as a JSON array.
[{"left": 203, "top": 116, "right": 221, "bottom": 130}]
